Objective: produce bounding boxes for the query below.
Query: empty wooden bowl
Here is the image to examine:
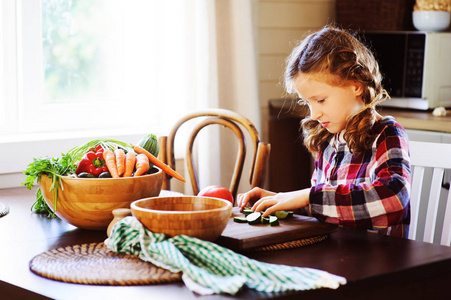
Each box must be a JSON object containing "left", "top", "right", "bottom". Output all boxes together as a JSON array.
[
  {"left": 39, "top": 167, "right": 163, "bottom": 230},
  {"left": 131, "top": 196, "right": 232, "bottom": 241}
]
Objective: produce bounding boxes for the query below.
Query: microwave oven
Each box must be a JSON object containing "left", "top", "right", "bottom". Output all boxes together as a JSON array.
[{"left": 363, "top": 31, "right": 451, "bottom": 110}]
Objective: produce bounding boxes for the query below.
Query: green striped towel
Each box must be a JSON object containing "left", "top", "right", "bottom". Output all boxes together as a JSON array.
[{"left": 104, "top": 216, "right": 346, "bottom": 295}]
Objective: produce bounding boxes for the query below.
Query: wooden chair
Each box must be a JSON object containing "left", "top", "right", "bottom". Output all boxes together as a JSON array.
[
  {"left": 409, "top": 140, "right": 451, "bottom": 245},
  {"left": 158, "top": 109, "right": 271, "bottom": 202}
]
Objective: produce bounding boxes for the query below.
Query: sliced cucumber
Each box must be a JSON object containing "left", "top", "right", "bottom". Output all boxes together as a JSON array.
[
  {"left": 269, "top": 215, "right": 279, "bottom": 226},
  {"left": 246, "top": 212, "right": 262, "bottom": 225},
  {"left": 234, "top": 209, "right": 287, "bottom": 227},
  {"left": 242, "top": 208, "right": 254, "bottom": 216},
  {"left": 274, "top": 210, "right": 288, "bottom": 219},
  {"left": 233, "top": 217, "right": 248, "bottom": 223},
  {"left": 270, "top": 210, "right": 294, "bottom": 218},
  {"left": 275, "top": 210, "right": 289, "bottom": 219}
]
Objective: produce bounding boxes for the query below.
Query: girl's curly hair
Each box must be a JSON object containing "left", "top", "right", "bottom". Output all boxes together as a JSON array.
[{"left": 284, "top": 25, "right": 389, "bottom": 156}]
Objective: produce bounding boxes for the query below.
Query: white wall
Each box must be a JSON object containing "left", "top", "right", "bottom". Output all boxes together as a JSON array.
[{"left": 257, "top": 0, "right": 336, "bottom": 142}]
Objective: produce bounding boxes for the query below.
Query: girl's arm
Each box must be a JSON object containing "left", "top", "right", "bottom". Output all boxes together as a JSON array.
[{"left": 252, "top": 188, "right": 310, "bottom": 217}]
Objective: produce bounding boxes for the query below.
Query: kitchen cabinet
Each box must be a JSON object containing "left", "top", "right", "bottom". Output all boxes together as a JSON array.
[{"left": 268, "top": 99, "right": 311, "bottom": 192}]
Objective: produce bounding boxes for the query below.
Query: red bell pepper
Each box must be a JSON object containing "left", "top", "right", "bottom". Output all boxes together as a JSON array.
[{"left": 76, "top": 146, "right": 108, "bottom": 177}]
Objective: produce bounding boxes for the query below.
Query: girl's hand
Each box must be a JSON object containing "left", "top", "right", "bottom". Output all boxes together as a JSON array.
[
  {"left": 237, "top": 187, "right": 276, "bottom": 211},
  {"left": 251, "top": 188, "right": 311, "bottom": 217}
]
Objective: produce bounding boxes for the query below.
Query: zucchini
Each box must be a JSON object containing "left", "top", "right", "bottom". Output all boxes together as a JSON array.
[{"left": 137, "top": 134, "right": 159, "bottom": 157}]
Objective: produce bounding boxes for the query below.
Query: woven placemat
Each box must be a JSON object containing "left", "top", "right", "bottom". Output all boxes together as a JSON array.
[
  {"left": 249, "top": 235, "right": 328, "bottom": 252},
  {"left": 29, "top": 243, "right": 181, "bottom": 286},
  {"left": 0, "top": 202, "right": 10, "bottom": 217}
]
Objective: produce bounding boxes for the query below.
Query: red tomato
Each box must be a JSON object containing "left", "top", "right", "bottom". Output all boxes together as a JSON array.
[{"left": 198, "top": 185, "right": 234, "bottom": 204}]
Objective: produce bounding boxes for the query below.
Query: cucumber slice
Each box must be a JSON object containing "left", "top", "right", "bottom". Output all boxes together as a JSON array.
[
  {"left": 269, "top": 215, "right": 279, "bottom": 226},
  {"left": 261, "top": 217, "right": 270, "bottom": 224},
  {"left": 242, "top": 208, "right": 254, "bottom": 216},
  {"left": 246, "top": 212, "right": 262, "bottom": 225},
  {"left": 275, "top": 210, "right": 289, "bottom": 219},
  {"left": 233, "top": 217, "right": 248, "bottom": 223}
]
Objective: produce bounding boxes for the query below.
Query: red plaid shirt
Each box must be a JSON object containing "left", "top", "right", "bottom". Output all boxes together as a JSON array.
[{"left": 309, "top": 116, "right": 411, "bottom": 238}]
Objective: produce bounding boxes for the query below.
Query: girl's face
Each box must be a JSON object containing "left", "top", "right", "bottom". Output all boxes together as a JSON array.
[{"left": 294, "top": 73, "right": 365, "bottom": 134}]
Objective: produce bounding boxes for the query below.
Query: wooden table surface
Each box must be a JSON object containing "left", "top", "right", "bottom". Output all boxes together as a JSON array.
[{"left": 2, "top": 187, "right": 451, "bottom": 300}]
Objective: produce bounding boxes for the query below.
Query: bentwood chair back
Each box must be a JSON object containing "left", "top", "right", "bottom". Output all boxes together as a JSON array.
[
  {"left": 158, "top": 109, "right": 271, "bottom": 203},
  {"left": 409, "top": 140, "right": 451, "bottom": 245}
]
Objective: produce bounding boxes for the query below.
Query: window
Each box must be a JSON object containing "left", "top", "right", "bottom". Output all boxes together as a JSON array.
[
  {"left": 1, "top": 0, "right": 194, "bottom": 138},
  {"left": 0, "top": 0, "right": 197, "bottom": 186}
]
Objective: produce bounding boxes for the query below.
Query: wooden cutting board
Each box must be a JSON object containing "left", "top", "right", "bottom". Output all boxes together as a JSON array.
[{"left": 216, "top": 207, "right": 338, "bottom": 251}]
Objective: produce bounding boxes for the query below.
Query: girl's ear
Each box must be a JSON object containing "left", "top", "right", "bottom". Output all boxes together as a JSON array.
[{"left": 353, "top": 83, "right": 363, "bottom": 97}]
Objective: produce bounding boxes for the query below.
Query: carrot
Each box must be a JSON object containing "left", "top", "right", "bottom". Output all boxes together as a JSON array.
[
  {"left": 123, "top": 151, "right": 136, "bottom": 177},
  {"left": 134, "top": 145, "right": 186, "bottom": 182},
  {"left": 103, "top": 149, "right": 119, "bottom": 178},
  {"left": 114, "top": 149, "right": 126, "bottom": 177},
  {"left": 134, "top": 154, "right": 150, "bottom": 176}
]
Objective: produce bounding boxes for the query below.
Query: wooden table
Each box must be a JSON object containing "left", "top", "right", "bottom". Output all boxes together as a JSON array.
[{"left": 2, "top": 187, "right": 451, "bottom": 300}]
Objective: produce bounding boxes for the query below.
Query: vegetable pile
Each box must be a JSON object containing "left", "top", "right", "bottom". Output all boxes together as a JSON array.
[
  {"left": 22, "top": 134, "right": 184, "bottom": 218},
  {"left": 234, "top": 207, "right": 294, "bottom": 226}
]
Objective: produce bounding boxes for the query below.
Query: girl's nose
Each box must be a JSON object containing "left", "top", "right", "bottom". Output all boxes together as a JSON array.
[{"left": 310, "top": 106, "right": 322, "bottom": 121}]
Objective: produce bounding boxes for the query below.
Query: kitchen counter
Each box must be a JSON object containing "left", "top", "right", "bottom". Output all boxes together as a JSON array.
[{"left": 378, "top": 107, "right": 451, "bottom": 133}]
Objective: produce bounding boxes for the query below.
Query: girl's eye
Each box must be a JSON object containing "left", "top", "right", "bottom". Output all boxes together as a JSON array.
[{"left": 316, "top": 99, "right": 325, "bottom": 103}]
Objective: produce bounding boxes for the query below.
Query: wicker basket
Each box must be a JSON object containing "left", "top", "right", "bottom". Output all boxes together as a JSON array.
[{"left": 336, "top": 0, "right": 416, "bottom": 31}]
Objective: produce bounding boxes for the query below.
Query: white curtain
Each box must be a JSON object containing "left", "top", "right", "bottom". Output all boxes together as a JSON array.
[{"left": 171, "top": 0, "right": 260, "bottom": 195}]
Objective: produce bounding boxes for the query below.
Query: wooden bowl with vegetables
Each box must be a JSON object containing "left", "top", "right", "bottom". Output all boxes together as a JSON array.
[
  {"left": 131, "top": 196, "right": 232, "bottom": 241},
  {"left": 28, "top": 135, "right": 185, "bottom": 231},
  {"left": 40, "top": 168, "right": 163, "bottom": 230}
]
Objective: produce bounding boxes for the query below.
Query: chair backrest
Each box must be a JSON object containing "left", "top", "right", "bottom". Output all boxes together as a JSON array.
[
  {"left": 158, "top": 109, "right": 271, "bottom": 202},
  {"left": 409, "top": 140, "right": 451, "bottom": 245}
]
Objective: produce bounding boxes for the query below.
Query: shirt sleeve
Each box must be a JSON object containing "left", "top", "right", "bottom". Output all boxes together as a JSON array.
[{"left": 309, "top": 122, "right": 411, "bottom": 230}]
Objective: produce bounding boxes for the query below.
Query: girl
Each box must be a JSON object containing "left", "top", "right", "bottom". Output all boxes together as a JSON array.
[{"left": 238, "top": 26, "right": 411, "bottom": 238}]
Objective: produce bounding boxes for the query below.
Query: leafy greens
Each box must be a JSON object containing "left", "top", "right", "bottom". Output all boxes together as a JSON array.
[{"left": 22, "top": 154, "right": 75, "bottom": 218}]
